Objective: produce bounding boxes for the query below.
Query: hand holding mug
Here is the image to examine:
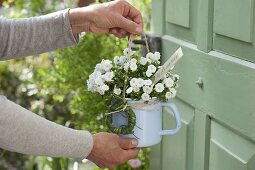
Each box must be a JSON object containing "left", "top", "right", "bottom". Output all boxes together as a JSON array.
[{"left": 87, "top": 132, "right": 140, "bottom": 169}]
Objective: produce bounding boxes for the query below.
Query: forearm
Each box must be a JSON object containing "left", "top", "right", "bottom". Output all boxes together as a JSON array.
[
  {"left": 0, "top": 9, "right": 78, "bottom": 60},
  {"left": 0, "top": 95, "right": 93, "bottom": 160}
]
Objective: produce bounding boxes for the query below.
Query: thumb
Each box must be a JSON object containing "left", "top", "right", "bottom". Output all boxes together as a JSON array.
[
  {"left": 117, "top": 16, "right": 143, "bottom": 35},
  {"left": 119, "top": 138, "right": 138, "bottom": 149}
]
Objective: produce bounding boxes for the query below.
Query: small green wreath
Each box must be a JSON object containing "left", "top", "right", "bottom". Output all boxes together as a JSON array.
[{"left": 105, "top": 99, "right": 136, "bottom": 135}]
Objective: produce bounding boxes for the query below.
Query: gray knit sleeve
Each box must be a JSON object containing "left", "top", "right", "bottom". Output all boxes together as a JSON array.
[
  {"left": 0, "top": 9, "right": 78, "bottom": 60},
  {"left": 0, "top": 95, "right": 93, "bottom": 160}
]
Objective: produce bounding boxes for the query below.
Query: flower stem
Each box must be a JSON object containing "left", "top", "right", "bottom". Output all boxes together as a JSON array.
[{"left": 123, "top": 75, "right": 128, "bottom": 102}]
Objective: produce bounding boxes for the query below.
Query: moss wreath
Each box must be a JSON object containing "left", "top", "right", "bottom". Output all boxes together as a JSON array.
[{"left": 105, "top": 99, "right": 136, "bottom": 135}]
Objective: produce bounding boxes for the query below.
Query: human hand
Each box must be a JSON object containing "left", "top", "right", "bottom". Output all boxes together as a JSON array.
[
  {"left": 69, "top": 0, "right": 143, "bottom": 37},
  {"left": 87, "top": 132, "right": 140, "bottom": 169}
]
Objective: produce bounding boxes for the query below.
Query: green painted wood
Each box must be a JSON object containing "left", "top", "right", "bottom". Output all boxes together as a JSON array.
[
  {"left": 165, "top": 0, "right": 190, "bottom": 28},
  {"left": 164, "top": 0, "right": 198, "bottom": 44},
  {"left": 196, "top": 0, "right": 213, "bottom": 52},
  {"left": 149, "top": 144, "right": 162, "bottom": 170},
  {"left": 209, "top": 121, "right": 255, "bottom": 170},
  {"left": 151, "top": 0, "right": 255, "bottom": 170},
  {"left": 193, "top": 109, "right": 210, "bottom": 170},
  {"left": 214, "top": 0, "right": 253, "bottom": 43},
  {"left": 247, "top": 155, "right": 255, "bottom": 169},
  {"left": 213, "top": 0, "right": 255, "bottom": 63},
  {"left": 162, "top": 35, "right": 255, "bottom": 141},
  {"left": 213, "top": 34, "right": 255, "bottom": 63},
  {"left": 151, "top": 0, "right": 165, "bottom": 35},
  {"left": 161, "top": 98, "right": 194, "bottom": 170}
]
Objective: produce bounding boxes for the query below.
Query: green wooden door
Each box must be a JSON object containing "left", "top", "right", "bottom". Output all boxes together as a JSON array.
[{"left": 150, "top": 0, "right": 255, "bottom": 170}]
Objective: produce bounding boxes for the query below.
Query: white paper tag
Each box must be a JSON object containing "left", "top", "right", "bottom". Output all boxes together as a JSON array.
[{"left": 152, "top": 47, "right": 183, "bottom": 84}]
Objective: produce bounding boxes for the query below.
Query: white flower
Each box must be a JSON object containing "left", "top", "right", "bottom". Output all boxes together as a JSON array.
[
  {"left": 123, "top": 48, "right": 130, "bottom": 56},
  {"left": 102, "top": 71, "right": 114, "bottom": 82},
  {"left": 147, "top": 65, "right": 157, "bottom": 73},
  {"left": 123, "top": 48, "right": 129, "bottom": 56},
  {"left": 141, "top": 93, "right": 151, "bottom": 101},
  {"left": 144, "top": 79, "right": 152, "bottom": 86},
  {"left": 154, "top": 52, "right": 161, "bottom": 60},
  {"left": 130, "top": 78, "right": 138, "bottom": 87},
  {"left": 130, "top": 58, "right": 137, "bottom": 64},
  {"left": 130, "top": 78, "right": 143, "bottom": 88},
  {"left": 87, "top": 80, "right": 95, "bottom": 92},
  {"left": 126, "top": 87, "right": 133, "bottom": 94},
  {"left": 98, "top": 89, "right": 105, "bottom": 95},
  {"left": 114, "top": 56, "right": 120, "bottom": 65},
  {"left": 143, "top": 86, "right": 153, "bottom": 94},
  {"left": 173, "top": 74, "right": 180, "bottom": 81},
  {"left": 140, "top": 57, "right": 148, "bottom": 65},
  {"left": 133, "top": 87, "right": 140, "bottom": 92},
  {"left": 95, "top": 64, "right": 102, "bottom": 72},
  {"left": 146, "top": 70, "right": 153, "bottom": 77},
  {"left": 137, "top": 78, "right": 144, "bottom": 88},
  {"left": 123, "top": 48, "right": 135, "bottom": 57},
  {"left": 101, "top": 84, "right": 109, "bottom": 91},
  {"left": 101, "top": 60, "right": 113, "bottom": 72},
  {"left": 124, "top": 62, "right": 130, "bottom": 71},
  {"left": 155, "top": 83, "right": 164, "bottom": 93},
  {"left": 130, "top": 63, "right": 138, "bottom": 71},
  {"left": 165, "top": 88, "right": 177, "bottom": 99},
  {"left": 164, "top": 77, "right": 174, "bottom": 88},
  {"left": 114, "top": 86, "right": 121, "bottom": 95},
  {"left": 170, "top": 88, "right": 177, "bottom": 98},
  {"left": 95, "top": 76, "right": 104, "bottom": 85},
  {"left": 119, "top": 56, "right": 126, "bottom": 65},
  {"left": 146, "top": 52, "right": 154, "bottom": 59},
  {"left": 165, "top": 92, "right": 172, "bottom": 99}
]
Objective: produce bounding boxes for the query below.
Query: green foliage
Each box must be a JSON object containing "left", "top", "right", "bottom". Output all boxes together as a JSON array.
[
  {"left": 36, "top": 34, "right": 126, "bottom": 132},
  {"left": 0, "top": 0, "right": 152, "bottom": 169},
  {"left": 34, "top": 33, "right": 150, "bottom": 170}
]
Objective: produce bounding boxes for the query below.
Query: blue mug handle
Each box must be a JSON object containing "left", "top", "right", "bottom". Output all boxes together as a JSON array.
[{"left": 159, "top": 102, "right": 181, "bottom": 135}]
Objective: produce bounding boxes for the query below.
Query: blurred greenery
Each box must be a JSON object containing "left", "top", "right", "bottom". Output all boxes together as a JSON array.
[{"left": 0, "top": 0, "right": 151, "bottom": 169}]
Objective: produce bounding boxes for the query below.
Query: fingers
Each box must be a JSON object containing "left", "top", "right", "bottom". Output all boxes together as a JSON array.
[
  {"left": 122, "top": 1, "right": 143, "bottom": 23},
  {"left": 119, "top": 138, "right": 138, "bottom": 149},
  {"left": 110, "top": 28, "right": 128, "bottom": 38},
  {"left": 122, "top": 1, "right": 144, "bottom": 34},
  {"left": 124, "top": 148, "right": 140, "bottom": 160},
  {"left": 116, "top": 16, "right": 143, "bottom": 35}
]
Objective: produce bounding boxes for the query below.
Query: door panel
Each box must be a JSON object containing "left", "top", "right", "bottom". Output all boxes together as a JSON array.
[
  {"left": 193, "top": 110, "right": 210, "bottom": 170},
  {"left": 162, "top": 37, "right": 255, "bottom": 141},
  {"left": 164, "top": 0, "right": 198, "bottom": 44},
  {"left": 213, "top": 0, "right": 255, "bottom": 62},
  {"left": 151, "top": 0, "right": 255, "bottom": 170},
  {"left": 161, "top": 98, "right": 194, "bottom": 170},
  {"left": 166, "top": 0, "right": 190, "bottom": 28},
  {"left": 209, "top": 121, "right": 255, "bottom": 170},
  {"left": 151, "top": 36, "right": 255, "bottom": 170},
  {"left": 214, "top": 0, "right": 253, "bottom": 43}
]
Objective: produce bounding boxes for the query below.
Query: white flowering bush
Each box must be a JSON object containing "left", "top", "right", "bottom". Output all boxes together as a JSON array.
[
  {"left": 87, "top": 47, "right": 179, "bottom": 135},
  {"left": 87, "top": 48, "right": 179, "bottom": 102}
]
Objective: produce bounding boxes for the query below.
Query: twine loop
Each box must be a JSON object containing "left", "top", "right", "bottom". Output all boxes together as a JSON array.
[{"left": 105, "top": 100, "right": 160, "bottom": 115}]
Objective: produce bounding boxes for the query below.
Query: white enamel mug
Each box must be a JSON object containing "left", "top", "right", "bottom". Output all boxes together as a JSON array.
[{"left": 112, "top": 100, "right": 181, "bottom": 147}]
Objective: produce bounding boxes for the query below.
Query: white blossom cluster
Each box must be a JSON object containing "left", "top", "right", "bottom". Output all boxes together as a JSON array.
[
  {"left": 87, "top": 48, "right": 179, "bottom": 101},
  {"left": 87, "top": 59, "right": 114, "bottom": 95}
]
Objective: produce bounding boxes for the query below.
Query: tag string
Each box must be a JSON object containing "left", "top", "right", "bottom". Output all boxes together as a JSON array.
[
  {"left": 143, "top": 33, "right": 150, "bottom": 53},
  {"left": 128, "top": 33, "right": 150, "bottom": 53},
  {"left": 128, "top": 34, "right": 133, "bottom": 53}
]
